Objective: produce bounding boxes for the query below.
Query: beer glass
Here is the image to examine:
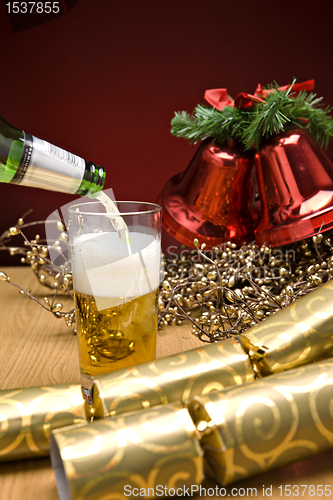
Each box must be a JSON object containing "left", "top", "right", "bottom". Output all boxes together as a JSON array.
[{"left": 68, "top": 201, "right": 162, "bottom": 400}]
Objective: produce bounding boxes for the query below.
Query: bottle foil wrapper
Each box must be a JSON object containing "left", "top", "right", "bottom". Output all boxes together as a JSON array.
[
  {"left": 50, "top": 402, "right": 203, "bottom": 500},
  {"left": 90, "top": 338, "right": 254, "bottom": 419},
  {"left": 187, "top": 358, "right": 333, "bottom": 485},
  {"left": 0, "top": 384, "right": 86, "bottom": 462}
]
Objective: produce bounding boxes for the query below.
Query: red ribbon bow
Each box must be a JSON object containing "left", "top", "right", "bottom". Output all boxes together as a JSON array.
[{"left": 204, "top": 80, "right": 315, "bottom": 111}]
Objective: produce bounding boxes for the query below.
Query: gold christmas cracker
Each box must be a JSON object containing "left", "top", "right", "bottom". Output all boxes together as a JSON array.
[
  {"left": 90, "top": 338, "right": 254, "bottom": 419},
  {"left": 91, "top": 282, "right": 333, "bottom": 421},
  {"left": 51, "top": 402, "right": 203, "bottom": 500},
  {"left": 0, "top": 384, "right": 85, "bottom": 462},
  {"left": 239, "top": 280, "right": 333, "bottom": 376},
  {"left": 3, "top": 281, "right": 333, "bottom": 465},
  {"left": 187, "top": 358, "right": 333, "bottom": 485}
]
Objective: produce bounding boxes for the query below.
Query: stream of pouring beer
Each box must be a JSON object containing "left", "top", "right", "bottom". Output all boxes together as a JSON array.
[
  {"left": 95, "top": 191, "right": 132, "bottom": 255},
  {"left": 90, "top": 192, "right": 153, "bottom": 294}
]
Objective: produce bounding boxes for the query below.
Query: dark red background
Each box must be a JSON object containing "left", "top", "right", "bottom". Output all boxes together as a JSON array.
[{"left": 1, "top": 0, "right": 333, "bottom": 264}]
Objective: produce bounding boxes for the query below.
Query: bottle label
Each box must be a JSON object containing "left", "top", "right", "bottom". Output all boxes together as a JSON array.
[
  {"left": 15, "top": 134, "right": 86, "bottom": 194},
  {"left": 11, "top": 133, "right": 33, "bottom": 183}
]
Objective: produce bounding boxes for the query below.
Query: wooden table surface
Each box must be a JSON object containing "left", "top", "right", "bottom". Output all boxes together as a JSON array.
[{"left": 0, "top": 267, "right": 332, "bottom": 500}]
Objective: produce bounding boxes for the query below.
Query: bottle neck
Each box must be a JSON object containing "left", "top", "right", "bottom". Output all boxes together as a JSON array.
[
  {"left": 0, "top": 116, "right": 25, "bottom": 183},
  {"left": 76, "top": 162, "right": 106, "bottom": 197},
  {"left": 0, "top": 126, "right": 106, "bottom": 196}
]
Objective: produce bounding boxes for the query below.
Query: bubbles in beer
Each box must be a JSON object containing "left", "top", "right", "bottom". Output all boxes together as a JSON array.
[
  {"left": 70, "top": 194, "right": 161, "bottom": 394},
  {"left": 75, "top": 288, "right": 158, "bottom": 390},
  {"left": 71, "top": 230, "right": 160, "bottom": 392}
]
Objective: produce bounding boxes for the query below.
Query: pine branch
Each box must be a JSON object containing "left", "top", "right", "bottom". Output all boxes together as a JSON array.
[
  {"left": 239, "top": 89, "right": 333, "bottom": 150},
  {"left": 171, "top": 105, "right": 252, "bottom": 145},
  {"left": 171, "top": 111, "right": 204, "bottom": 143},
  {"left": 171, "top": 81, "right": 333, "bottom": 150},
  {"left": 194, "top": 105, "right": 241, "bottom": 144},
  {"left": 299, "top": 93, "right": 333, "bottom": 147},
  {"left": 242, "top": 91, "right": 290, "bottom": 149}
]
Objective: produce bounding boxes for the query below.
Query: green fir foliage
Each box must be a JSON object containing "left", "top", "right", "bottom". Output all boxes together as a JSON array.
[{"left": 171, "top": 81, "right": 333, "bottom": 150}]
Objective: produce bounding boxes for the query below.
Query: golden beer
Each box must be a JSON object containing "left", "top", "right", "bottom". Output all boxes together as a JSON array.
[
  {"left": 68, "top": 201, "right": 162, "bottom": 403},
  {"left": 75, "top": 288, "right": 158, "bottom": 391}
]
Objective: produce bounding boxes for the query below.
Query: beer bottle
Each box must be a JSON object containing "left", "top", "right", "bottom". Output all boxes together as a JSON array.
[{"left": 0, "top": 115, "right": 106, "bottom": 196}]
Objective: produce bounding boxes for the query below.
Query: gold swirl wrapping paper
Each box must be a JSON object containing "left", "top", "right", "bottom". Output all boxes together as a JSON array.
[
  {"left": 90, "top": 338, "right": 254, "bottom": 419},
  {"left": 187, "top": 358, "right": 333, "bottom": 485},
  {"left": 51, "top": 402, "right": 203, "bottom": 500},
  {"left": 0, "top": 384, "right": 86, "bottom": 462},
  {"left": 239, "top": 280, "right": 333, "bottom": 376}
]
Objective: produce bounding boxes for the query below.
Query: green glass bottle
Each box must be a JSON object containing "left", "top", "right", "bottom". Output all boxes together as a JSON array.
[{"left": 0, "top": 115, "right": 106, "bottom": 196}]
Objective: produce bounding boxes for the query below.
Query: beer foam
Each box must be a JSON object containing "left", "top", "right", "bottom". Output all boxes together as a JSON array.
[{"left": 71, "top": 231, "right": 161, "bottom": 309}]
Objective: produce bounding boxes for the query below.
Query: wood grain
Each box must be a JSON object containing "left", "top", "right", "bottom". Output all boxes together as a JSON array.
[{"left": 0, "top": 267, "right": 332, "bottom": 500}]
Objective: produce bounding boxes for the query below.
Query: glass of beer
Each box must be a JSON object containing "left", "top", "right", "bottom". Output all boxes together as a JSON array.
[{"left": 68, "top": 201, "right": 162, "bottom": 401}]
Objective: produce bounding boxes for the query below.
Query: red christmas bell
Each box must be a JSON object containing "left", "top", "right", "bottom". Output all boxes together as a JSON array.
[
  {"left": 159, "top": 139, "right": 260, "bottom": 249},
  {"left": 254, "top": 129, "right": 333, "bottom": 247}
]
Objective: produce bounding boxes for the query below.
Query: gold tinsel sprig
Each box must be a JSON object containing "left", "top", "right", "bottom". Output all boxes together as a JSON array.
[
  {"left": 1, "top": 213, "right": 333, "bottom": 341},
  {"left": 0, "top": 212, "right": 75, "bottom": 328},
  {"left": 158, "top": 233, "right": 333, "bottom": 342}
]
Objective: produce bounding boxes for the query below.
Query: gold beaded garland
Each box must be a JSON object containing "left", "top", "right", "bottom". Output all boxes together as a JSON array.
[
  {"left": 0, "top": 214, "right": 75, "bottom": 329},
  {"left": 8, "top": 227, "right": 20, "bottom": 236},
  {"left": 2, "top": 213, "right": 333, "bottom": 341},
  {"left": 158, "top": 233, "right": 333, "bottom": 342}
]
